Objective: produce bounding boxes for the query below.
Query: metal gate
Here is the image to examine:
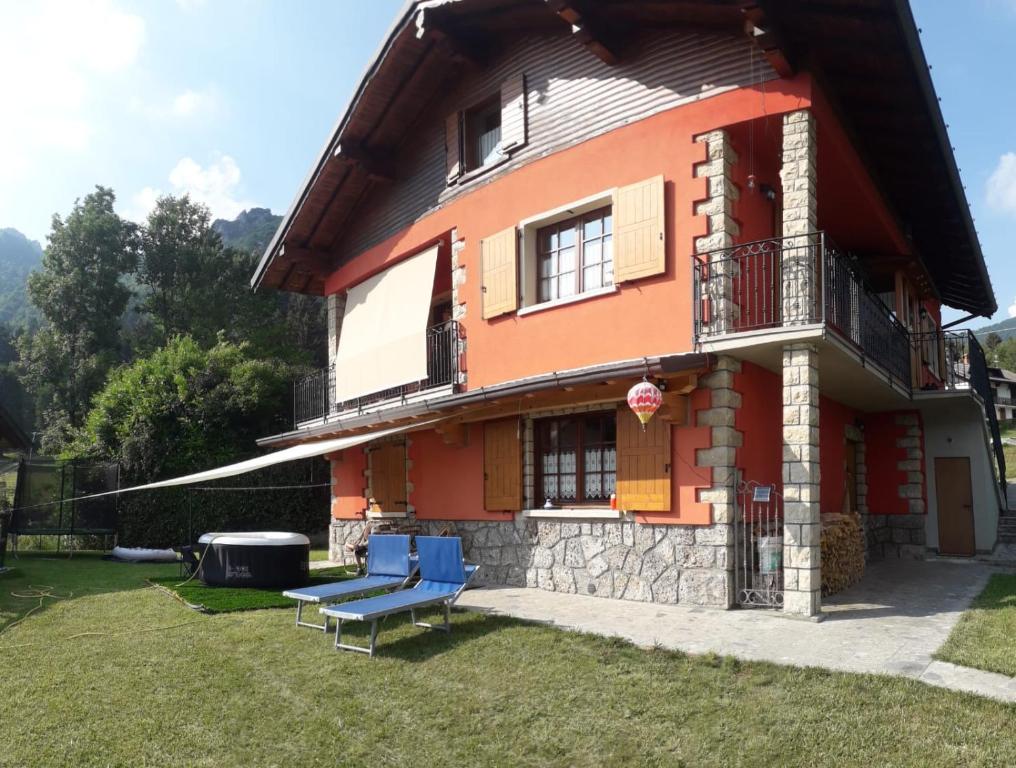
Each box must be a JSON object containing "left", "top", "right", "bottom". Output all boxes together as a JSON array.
[{"left": 734, "top": 480, "right": 784, "bottom": 608}]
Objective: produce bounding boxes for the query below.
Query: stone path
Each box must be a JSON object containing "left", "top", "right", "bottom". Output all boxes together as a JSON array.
[{"left": 457, "top": 558, "right": 1016, "bottom": 703}]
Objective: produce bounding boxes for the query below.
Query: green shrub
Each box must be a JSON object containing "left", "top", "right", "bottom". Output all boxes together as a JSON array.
[{"left": 117, "top": 460, "right": 329, "bottom": 548}]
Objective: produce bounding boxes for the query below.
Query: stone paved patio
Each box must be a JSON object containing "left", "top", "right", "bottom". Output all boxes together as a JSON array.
[{"left": 457, "top": 558, "right": 1016, "bottom": 703}]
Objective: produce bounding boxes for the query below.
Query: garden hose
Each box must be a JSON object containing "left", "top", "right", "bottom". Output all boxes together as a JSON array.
[
  {"left": 0, "top": 584, "right": 74, "bottom": 638},
  {"left": 173, "top": 533, "right": 226, "bottom": 589}
]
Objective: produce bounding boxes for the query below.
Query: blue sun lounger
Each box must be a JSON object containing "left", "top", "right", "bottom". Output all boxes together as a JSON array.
[
  {"left": 283, "top": 535, "right": 417, "bottom": 631},
  {"left": 322, "top": 536, "right": 478, "bottom": 657}
]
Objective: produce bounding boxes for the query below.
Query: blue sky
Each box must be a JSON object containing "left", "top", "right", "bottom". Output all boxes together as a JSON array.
[{"left": 0, "top": 0, "right": 1013, "bottom": 325}]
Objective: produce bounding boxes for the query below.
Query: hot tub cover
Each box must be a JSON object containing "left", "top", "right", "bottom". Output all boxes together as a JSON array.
[{"left": 198, "top": 531, "right": 310, "bottom": 547}]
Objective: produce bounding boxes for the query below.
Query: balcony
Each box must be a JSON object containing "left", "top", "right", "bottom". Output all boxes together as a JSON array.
[
  {"left": 692, "top": 232, "right": 913, "bottom": 398},
  {"left": 915, "top": 329, "right": 1007, "bottom": 490},
  {"left": 293, "top": 321, "right": 460, "bottom": 427}
]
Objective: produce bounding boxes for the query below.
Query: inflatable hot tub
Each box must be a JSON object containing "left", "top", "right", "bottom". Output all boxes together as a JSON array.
[{"left": 197, "top": 532, "right": 310, "bottom": 588}]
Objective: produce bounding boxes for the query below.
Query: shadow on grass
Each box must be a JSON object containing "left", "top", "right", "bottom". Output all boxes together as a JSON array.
[
  {"left": 326, "top": 608, "right": 511, "bottom": 662},
  {"left": 147, "top": 567, "right": 356, "bottom": 614}
]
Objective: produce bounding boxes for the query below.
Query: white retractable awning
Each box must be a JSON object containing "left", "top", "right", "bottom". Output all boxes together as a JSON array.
[
  {"left": 65, "top": 421, "right": 435, "bottom": 503},
  {"left": 334, "top": 244, "right": 439, "bottom": 404}
]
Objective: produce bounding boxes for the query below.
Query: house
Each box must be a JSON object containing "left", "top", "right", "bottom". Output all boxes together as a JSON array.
[
  {"left": 252, "top": 0, "right": 1006, "bottom": 618},
  {"left": 987, "top": 367, "right": 1016, "bottom": 422}
]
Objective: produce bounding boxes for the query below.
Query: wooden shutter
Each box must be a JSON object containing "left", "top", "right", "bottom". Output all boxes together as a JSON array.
[
  {"left": 484, "top": 418, "right": 522, "bottom": 511},
  {"left": 480, "top": 225, "right": 518, "bottom": 319},
  {"left": 370, "top": 442, "right": 407, "bottom": 514},
  {"left": 615, "top": 405, "right": 671, "bottom": 512},
  {"left": 500, "top": 73, "right": 527, "bottom": 151},
  {"left": 446, "top": 112, "right": 462, "bottom": 183},
  {"left": 614, "top": 175, "right": 666, "bottom": 283}
]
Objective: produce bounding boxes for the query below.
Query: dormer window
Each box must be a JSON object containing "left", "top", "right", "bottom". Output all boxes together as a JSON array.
[
  {"left": 445, "top": 73, "right": 527, "bottom": 184},
  {"left": 464, "top": 96, "right": 503, "bottom": 172}
]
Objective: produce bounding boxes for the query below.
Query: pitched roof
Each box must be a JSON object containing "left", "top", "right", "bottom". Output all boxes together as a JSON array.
[{"left": 252, "top": 0, "right": 996, "bottom": 317}]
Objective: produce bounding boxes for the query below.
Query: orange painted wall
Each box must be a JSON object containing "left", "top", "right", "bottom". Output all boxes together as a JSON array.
[
  {"left": 810, "top": 83, "right": 911, "bottom": 257},
  {"left": 734, "top": 362, "right": 783, "bottom": 488},
  {"left": 324, "top": 77, "right": 814, "bottom": 390},
  {"left": 820, "top": 396, "right": 859, "bottom": 515},
  {"left": 407, "top": 426, "right": 512, "bottom": 522},
  {"left": 330, "top": 449, "right": 367, "bottom": 520},
  {"left": 634, "top": 387, "right": 713, "bottom": 525},
  {"left": 862, "top": 410, "right": 926, "bottom": 516}
]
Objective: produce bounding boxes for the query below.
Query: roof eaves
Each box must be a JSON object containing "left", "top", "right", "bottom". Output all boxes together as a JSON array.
[{"left": 891, "top": 0, "right": 996, "bottom": 316}]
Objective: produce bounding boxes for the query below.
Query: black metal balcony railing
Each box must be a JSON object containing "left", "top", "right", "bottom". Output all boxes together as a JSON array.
[
  {"left": 919, "top": 329, "right": 1007, "bottom": 494},
  {"left": 692, "top": 232, "right": 912, "bottom": 388},
  {"left": 995, "top": 396, "right": 1014, "bottom": 407},
  {"left": 293, "top": 321, "right": 460, "bottom": 427}
]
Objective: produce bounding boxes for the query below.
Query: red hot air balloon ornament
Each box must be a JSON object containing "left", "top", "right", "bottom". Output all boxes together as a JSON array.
[{"left": 627, "top": 378, "right": 663, "bottom": 430}]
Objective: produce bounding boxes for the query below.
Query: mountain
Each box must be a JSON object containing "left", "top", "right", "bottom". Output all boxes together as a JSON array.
[
  {"left": 973, "top": 316, "right": 1016, "bottom": 342},
  {"left": 212, "top": 208, "right": 282, "bottom": 256},
  {"left": 0, "top": 228, "right": 43, "bottom": 329}
]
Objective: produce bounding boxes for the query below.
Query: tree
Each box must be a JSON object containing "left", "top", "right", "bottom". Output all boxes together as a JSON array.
[
  {"left": 71, "top": 336, "right": 296, "bottom": 481},
  {"left": 136, "top": 195, "right": 223, "bottom": 345},
  {"left": 993, "top": 338, "right": 1016, "bottom": 372},
  {"left": 0, "top": 323, "right": 32, "bottom": 435},
  {"left": 134, "top": 195, "right": 322, "bottom": 362},
  {"left": 18, "top": 187, "right": 138, "bottom": 448},
  {"left": 985, "top": 332, "right": 1003, "bottom": 363}
]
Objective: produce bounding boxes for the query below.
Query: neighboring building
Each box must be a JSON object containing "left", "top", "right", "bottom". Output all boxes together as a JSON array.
[
  {"left": 987, "top": 367, "right": 1016, "bottom": 422},
  {"left": 252, "top": 0, "right": 1006, "bottom": 618}
]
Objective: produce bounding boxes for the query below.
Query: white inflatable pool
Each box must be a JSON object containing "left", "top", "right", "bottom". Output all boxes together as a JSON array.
[{"left": 111, "top": 546, "right": 178, "bottom": 563}]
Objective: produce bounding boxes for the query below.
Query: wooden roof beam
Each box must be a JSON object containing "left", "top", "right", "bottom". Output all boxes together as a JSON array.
[
  {"left": 414, "top": 4, "right": 486, "bottom": 68},
  {"left": 278, "top": 243, "right": 333, "bottom": 274},
  {"left": 545, "top": 0, "right": 620, "bottom": 66},
  {"left": 422, "top": 23, "right": 486, "bottom": 68},
  {"left": 741, "top": 4, "right": 794, "bottom": 78},
  {"left": 332, "top": 142, "right": 396, "bottom": 183}
]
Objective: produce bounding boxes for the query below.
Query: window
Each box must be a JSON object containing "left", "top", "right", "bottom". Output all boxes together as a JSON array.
[
  {"left": 537, "top": 207, "right": 613, "bottom": 303},
  {"left": 536, "top": 412, "right": 617, "bottom": 506},
  {"left": 463, "top": 97, "right": 502, "bottom": 172}
]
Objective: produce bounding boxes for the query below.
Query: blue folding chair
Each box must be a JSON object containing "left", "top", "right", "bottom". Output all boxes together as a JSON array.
[
  {"left": 283, "top": 535, "right": 417, "bottom": 631},
  {"left": 322, "top": 536, "right": 478, "bottom": 657}
]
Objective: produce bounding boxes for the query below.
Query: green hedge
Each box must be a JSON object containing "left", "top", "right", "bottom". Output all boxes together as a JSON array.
[{"left": 117, "top": 458, "right": 330, "bottom": 548}]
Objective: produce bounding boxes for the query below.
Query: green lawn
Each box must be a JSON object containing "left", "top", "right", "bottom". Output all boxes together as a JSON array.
[
  {"left": 0, "top": 555, "right": 1013, "bottom": 767},
  {"left": 935, "top": 573, "right": 1016, "bottom": 677},
  {"left": 309, "top": 547, "right": 332, "bottom": 562},
  {"left": 148, "top": 566, "right": 355, "bottom": 612},
  {"left": 1003, "top": 444, "right": 1016, "bottom": 479}
]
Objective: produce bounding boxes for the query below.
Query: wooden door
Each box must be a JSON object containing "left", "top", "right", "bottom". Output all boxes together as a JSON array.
[
  {"left": 370, "top": 442, "right": 407, "bottom": 515},
  {"left": 484, "top": 419, "right": 522, "bottom": 511},
  {"left": 935, "top": 457, "right": 974, "bottom": 556}
]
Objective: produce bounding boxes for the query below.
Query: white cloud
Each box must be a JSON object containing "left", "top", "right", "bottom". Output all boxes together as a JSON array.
[
  {"left": 986, "top": 152, "right": 1016, "bottom": 216},
  {"left": 1009, "top": 297, "right": 1016, "bottom": 318},
  {"left": 171, "top": 87, "right": 219, "bottom": 118},
  {"left": 174, "top": 0, "right": 207, "bottom": 10},
  {"left": 0, "top": 0, "right": 145, "bottom": 179},
  {"left": 128, "top": 155, "right": 256, "bottom": 222}
]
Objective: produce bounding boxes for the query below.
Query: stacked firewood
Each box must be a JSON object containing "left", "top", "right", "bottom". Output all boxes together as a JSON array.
[{"left": 820, "top": 512, "right": 865, "bottom": 596}]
